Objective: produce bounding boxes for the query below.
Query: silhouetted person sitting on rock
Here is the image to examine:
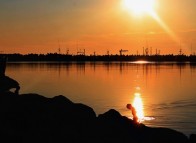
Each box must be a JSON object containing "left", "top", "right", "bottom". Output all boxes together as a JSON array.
[
  {"left": 0, "top": 56, "right": 20, "bottom": 94},
  {"left": 0, "top": 76, "right": 20, "bottom": 94},
  {"left": 127, "top": 104, "right": 138, "bottom": 123}
]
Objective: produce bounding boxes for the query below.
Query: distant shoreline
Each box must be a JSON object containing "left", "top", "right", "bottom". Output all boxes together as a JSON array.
[{"left": 1, "top": 53, "right": 196, "bottom": 62}]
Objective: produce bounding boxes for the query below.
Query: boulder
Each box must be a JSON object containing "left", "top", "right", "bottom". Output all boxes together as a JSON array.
[
  {"left": 0, "top": 93, "right": 190, "bottom": 143},
  {"left": 189, "top": 134, "right": 196, "bottom": 143}
]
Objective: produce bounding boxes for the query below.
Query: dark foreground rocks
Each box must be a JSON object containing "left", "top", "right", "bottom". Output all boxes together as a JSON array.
[{"left": 0, "top": 92, "right": 191, "bottom": 143}]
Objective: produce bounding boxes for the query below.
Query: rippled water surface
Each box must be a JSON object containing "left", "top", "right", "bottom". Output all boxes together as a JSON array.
[{"left": 6, "top": 62, "right": 196, "bottom": 135}]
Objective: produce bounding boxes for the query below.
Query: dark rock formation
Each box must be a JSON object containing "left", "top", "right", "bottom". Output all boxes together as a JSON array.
[
  {"left": 0, "top": 92, "right": 191, "bottom": 143},
  {"left": 189, "top": 134, "right": 196, "bottom": 143}
]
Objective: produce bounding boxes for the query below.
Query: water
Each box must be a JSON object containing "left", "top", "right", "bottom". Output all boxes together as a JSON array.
[{"left": 6, "top": 62, "right": 196, "bottom": 135}]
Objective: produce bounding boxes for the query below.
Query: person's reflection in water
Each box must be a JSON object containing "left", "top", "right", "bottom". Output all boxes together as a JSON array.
[
  {"left": 0, "top": 56, "right": 20, "bottom": 94},
  {"left": 127, "top": 104, "right": 138, "bottom": 123}
]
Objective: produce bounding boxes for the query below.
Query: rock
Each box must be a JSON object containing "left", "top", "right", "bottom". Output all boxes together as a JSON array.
[
  {"left": 140, "top": 127, "right": 188, "bottom": 143},
  {"left": 97, "top": 109, "right": 188, "bottom": 143},
  {"left": 98, "top": 109, "right": 122, "bottom": 121},
  {"left": 96, "top": 109, "right": 139, "bottom": 143},
  {"left": 0, "top": 93, "right": 190, "bottom": 143},
  {"left": 52, "top": 95, "right": 73, "bottom": 105},
  {"left": 189, "top": 134, "right": 196, "bottom": 143},
  {"left": 74, "top": 103, "right": 96, "bottom": 120}
]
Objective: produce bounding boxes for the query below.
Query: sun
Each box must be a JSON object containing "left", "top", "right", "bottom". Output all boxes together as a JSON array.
[{"left": 122, "top": 0, "right": 156, "bottom": 16}]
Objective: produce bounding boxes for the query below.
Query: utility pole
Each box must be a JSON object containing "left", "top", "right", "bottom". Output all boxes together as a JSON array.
[
  {"left": 66, "top": 48, "right": 69, "bottom": 55},
  {"left": 107, "top": 50, "right": 110, "bottom": 56},
  {"left": 58, "top": 40, "right": 61, "bottom": 55},
  {"left": 179, "top": 49, "right": 182, "bottom": 55},
  {"left": 143, "top": 47, "right": 144, "bottom": 56}
]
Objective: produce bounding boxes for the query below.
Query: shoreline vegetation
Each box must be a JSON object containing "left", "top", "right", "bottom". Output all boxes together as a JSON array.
[
  {"left": 0, "top": 92, "right": 196, "bottom": 143},
  {"left": 1, "top": 53, "right": 196, "bottom": 62}
]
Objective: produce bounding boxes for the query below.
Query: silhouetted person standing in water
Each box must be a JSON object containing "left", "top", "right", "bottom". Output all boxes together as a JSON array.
[
  {"left": 0, "top": 56, "right": 20, "bottom": 94},
  {"left": 127, "top": 104, "right": 138, "bottom": 123}
]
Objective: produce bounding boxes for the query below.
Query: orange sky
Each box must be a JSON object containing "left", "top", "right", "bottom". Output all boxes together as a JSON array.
[{"left": 1, "top": 0, "right": 196, "bottom": 55}]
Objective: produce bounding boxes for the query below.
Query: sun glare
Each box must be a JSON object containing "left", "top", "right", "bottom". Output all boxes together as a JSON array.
[
  {"left": 133, "top": 93, "right": 144, "bottom": 121},
  {"left": 122, "top": 0, "right": 180, "bottom": 47},
  {"left": 122, "top": 0, "right": 156, "bottom": 16}
]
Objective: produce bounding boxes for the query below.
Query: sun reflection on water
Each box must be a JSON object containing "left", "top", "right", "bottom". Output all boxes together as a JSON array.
[
  {"left": 131, "top": 92, "right": 155, "bottom": 122},
  {"left": 133, "top": 93, "right": 144, "bottom": 122}
]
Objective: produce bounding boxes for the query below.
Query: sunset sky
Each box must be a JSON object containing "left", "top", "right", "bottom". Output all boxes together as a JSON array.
[{"left": 1, "top": 0, "right": 196, "bottom": 55}]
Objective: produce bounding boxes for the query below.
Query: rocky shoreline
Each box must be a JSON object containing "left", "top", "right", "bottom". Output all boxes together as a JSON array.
[{"left": 0, "top": 92, "right": 195, "bottom": 143}]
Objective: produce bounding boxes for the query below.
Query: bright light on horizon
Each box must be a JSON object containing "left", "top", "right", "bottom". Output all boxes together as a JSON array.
[{"left": 132, "top": 61, "right": 151, "bottom": 64}]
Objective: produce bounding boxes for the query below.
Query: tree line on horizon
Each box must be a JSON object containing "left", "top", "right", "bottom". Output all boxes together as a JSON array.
[{"left": 0, "top": 53, "right": 196, "bottom": 62}]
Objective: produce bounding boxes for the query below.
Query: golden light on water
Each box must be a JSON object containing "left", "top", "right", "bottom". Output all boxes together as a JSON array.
[
  {"left": 133, "top": 93, "right": 144, "bottom": 122},
  {"left": 130, "top": 92, "right": 155, "bottom": 122},
  {"left": 132, "top": 61, "right": 150, "bottom": 64}
]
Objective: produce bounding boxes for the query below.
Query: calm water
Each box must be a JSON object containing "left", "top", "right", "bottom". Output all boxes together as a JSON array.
[{"left": 6, "top": 62, "right": 196, "bottom": 135}]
